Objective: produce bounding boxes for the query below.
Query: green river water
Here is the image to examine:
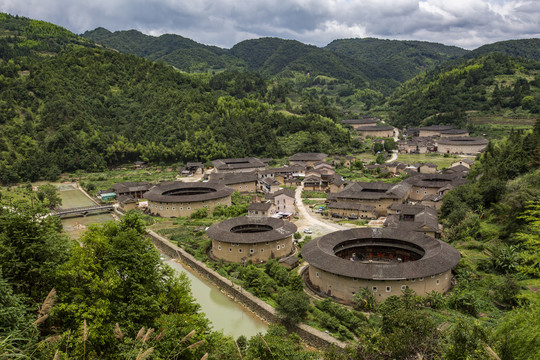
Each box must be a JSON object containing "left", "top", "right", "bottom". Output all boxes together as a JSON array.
[{"left": 57, "top": 184, "right": 268, "bottom": 338}]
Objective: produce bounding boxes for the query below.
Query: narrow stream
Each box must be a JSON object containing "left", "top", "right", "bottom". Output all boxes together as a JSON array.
[
  {"left": 162, "top": 255, "right": 268, "bottom": 338},
  {"left": 56, "top": 184, "right": 268, "bottom": 338}
]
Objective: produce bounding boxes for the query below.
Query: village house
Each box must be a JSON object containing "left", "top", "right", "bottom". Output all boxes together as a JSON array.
[
  {"left": 113, "top": 182, "right": 152, "bottom": 199},
  {"left": 451, "top": 158, "right": 475, "bottom": 169},
  {"left": 258, "top": 165, "right": 306, "bottom": 185},
  {"left": 212, "top": 157, "right": 266, "bottom": 173},
  {"left": 418, "top": 163, "right": 438, "bottom": 174},
  {"left": 184, "top": 162, "right": 204, "bottom": 174},
  {"left": 144, "top": 182, "right": 234, "bottom": 218},
  {"left": 266, "top": 189, "right": 296, "bottom": 216},
  {"left": 247, "top": 201, "right": 272, "bottom": 217},
  {"left": 341, "top": 117, "right": 379, "bottom": 130},
  {"left": 208, "top": 172, "right": 258, "bottom": 194},
  {"left": 418, "top": 125, "right": 455, "bottom": 137},
  {"left": 258, "top": 177, "right": 281, "bottom": 193},
  {"left": 439, "top": 128, "right": 470, "bottom": 138},
  {"left": 437, "top": 137, "right": 489, "bottom": 155},
  {"left": 357, "top": 125, "right": 394, "bottom": 139},
  {"left": 288, "top": 153, "right": 328, "bottom": 168},
  {"left": 302, "top": 228, "right": 460, "bottom": 303},
  {"left": 405, "top": 173, "right": 466, "bottom": 201},
  {"left": 207, "top": 216, "right": 296, "bottom": 263},
  {"left": 385, "top": 204, "right": 441, "bottom": 238},
  {"left": 327, "top": 201, "right": 377, "bottom": 219},
  {"left": 327, "top": 181, "right": 412, "bottom": 218},
  {"left": 398, "top": 137, "right": 435, "bottom": 154},
  {"left": 117, "top": 194, "right": 138, "bottom": 212}
]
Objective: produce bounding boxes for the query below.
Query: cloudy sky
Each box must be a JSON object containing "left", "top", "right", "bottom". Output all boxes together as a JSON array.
[{"left": 1, "top": 0, "right": 539, "bottom": 49}]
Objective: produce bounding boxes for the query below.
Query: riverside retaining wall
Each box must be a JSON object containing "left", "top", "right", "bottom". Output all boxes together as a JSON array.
[{"left": 147, "top": 230, "right": 346, "bottom": 350}]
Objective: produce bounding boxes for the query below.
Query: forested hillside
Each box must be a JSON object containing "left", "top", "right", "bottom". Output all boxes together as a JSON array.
[
  {"left": 0, "top": 14, "right": 352, "bottom": 184},
  {"left": 468, "top": 38, "right": 540, "bottom": 61},
  {"left": 325, "top": 37, "right": 467, "bottom": 82},
  {"left": 82, "top": 27, "right": 246, "bottom": 72},
  {"left": 229, "top": 37, "right": 397, "bottom": 91},
  {"left": 388, "top": 53, "right": 540, "bottom": 128}
]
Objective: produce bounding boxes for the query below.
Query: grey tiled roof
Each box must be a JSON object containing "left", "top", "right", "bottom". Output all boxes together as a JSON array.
[
  {"left": 301, "top": 228, "right": 460, "bottom": 280},
  {"left": 212, "top": 157, "right": 266, "bottom": 170},
  {"left": 207, "top": 216, "right": 297, "bottom": 244},
  {"left": 143, "top": 182, "right": 234, "bottom": 202}
]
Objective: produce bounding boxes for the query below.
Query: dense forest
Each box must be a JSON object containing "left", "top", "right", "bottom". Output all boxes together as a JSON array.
[
  {"left": 0, "top": 14, "right": 355, "bottom": 184},
  {"left": 388, "top": 53, "right": 540, "bottom": 128}
]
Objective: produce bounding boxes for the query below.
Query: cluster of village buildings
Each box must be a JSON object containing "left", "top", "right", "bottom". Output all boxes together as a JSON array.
[
  {"left": 342, "top": 118, "right": 489, "bottom": 155},
  {"left": 101, "top": 119, "right": 482, "bottom": 304}
]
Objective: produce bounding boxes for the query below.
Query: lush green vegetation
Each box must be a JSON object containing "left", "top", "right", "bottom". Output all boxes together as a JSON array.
[
  {"left": 0, "top": 14, "right": 354, "bottom": 185},
  {"left": 468, "top": 38, "right": 540, "bottom": 62},
  {"left": 388, "top": 53, "right": 540, "bottom": 128},
  {"left": 82, "top": 27, "right": 247, "bottom": 73},
  {"left": 325, "top": 38, "right": 467, "bottom": 83}
]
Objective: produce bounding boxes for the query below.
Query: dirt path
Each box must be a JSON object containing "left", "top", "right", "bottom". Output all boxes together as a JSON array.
[
  {"left": 386, "top": 127, "right": 400, "bottom": 163},
  {"left": 294, "top": 186, "right": 346, "bottom": 236}
]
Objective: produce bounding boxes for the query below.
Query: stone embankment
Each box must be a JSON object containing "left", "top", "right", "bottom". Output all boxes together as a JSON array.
[{"left": 147, "top": 230, "right": 347, "bottom": 350}]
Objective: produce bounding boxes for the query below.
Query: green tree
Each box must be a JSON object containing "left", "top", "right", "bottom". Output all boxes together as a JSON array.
[
  {"left": 443, "top": 318, "right": 492, "bottom": 360},
  {"left": 36, "top": 184, "right": 62, "bottom": 210},
  {"left": 354, "top": 288, "right": 377, "bottom": 312},
  {"left": 495, "top": 292, "right": 540, "bottom": 360},
  {"left": 275, "top": 290, "right": 311, "bottom": 325},
  {"left": 0, "top": 205, "right": 70, "bottom": 302},
  {"left": 245, "top": 324, "right": 317, "bottom": 360},
  {"left": 52, "top": 215, "right": 202, "bottom": 354},
  {"left": 514, "top": 200, "right": 540, "bottom": 277},
  {"left": 383, "top": 138, "right": 397, "bottom": 152},
  {"left": 375, "top": 153, "right": 386, "bottom": 164}
]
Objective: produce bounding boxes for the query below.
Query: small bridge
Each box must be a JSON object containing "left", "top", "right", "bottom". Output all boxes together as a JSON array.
[{"left": 55, "top": 205, "right": 114, "bottom": 218}]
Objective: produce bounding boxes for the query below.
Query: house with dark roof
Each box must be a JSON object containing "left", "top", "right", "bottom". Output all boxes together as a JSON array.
[
  {"left": 356, "top": 125, "right": 394, "bottom": 139},
  {"left": 212, "top": 157, "right": 266, "bottom": 173},
  {"left": 405, "top": 173, "right": 465, "bottom": 201},
  {"left": 208, "top": 172, "right": 258, "bottom": 193},
  {"left": 266, "top": 189, "right": 296, "bottom": 216},
  {"left": 451, "top": 158, "right": 475, "bottom": 169},
  {"left": 385, "top": 204, "right": 441, "bottom": 238},
  {"left": 113, "top": 182, "right": 152, "bottom": 199},
  {"left": 418, "top": 125, "right": 455, "bottom": 137},
  {"left": 341, "top": 117, "right": 379, "bottom": 130},
  {"left": 328, "top": 181, "right": 412, "bottom": 217},
  {"left": 437, "top": 137, "right": 489, "bottom": 155},
  {"left": 419, "top": 163, "right": 438, "bottom": 174},
  {"left": 248, "top": 202, "right": 272, "bottom": 217},
  {"left": 144, "top": 182, "right": 234, "bottom": 217},
  {"left": 288, "top": 153, "right": 328, "bottom": 168}
]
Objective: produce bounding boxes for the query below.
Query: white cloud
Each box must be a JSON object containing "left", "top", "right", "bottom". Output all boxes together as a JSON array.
[{"left": 0, "top": 0, "right": 538, "bottom": 49}]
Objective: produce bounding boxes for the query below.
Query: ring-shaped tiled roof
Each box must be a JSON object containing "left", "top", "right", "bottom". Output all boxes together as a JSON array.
[
  {"left": 207, "top": 216, "right": 297, "bottom": 244},
  {"left": 144, "top": 181, "right": 234, "bottom": 203},
  {"left": 302, "top": 228, "right": 460, "bottom": 280}
]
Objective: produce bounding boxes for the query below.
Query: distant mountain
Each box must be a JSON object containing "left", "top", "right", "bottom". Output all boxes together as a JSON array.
[
  {"left": 325, "top": 38, "right": 468, "bottom": 82},
  {"left": 468, "top": 38, "right": 540, "bottom": 61},
  {"left": 82, "top": 28, "right": 246, "bottom": 72},
  {"left": 229, "top": 37, "right": 397, "bottom": 87}
]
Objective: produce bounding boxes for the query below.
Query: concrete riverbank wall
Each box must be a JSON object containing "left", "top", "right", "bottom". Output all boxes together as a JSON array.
[{"left": 147, "top": 230, "right": 346, "bottom": 350}]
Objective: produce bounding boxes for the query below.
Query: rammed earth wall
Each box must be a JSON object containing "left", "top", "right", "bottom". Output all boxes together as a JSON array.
[{"left": 147, "top": 230, "right": 346, "bottom": 350}]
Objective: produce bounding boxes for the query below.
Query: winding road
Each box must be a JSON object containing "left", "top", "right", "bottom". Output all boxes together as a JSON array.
[{"left": 294, "top": 186, "right": 346, "bottom": 234}]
